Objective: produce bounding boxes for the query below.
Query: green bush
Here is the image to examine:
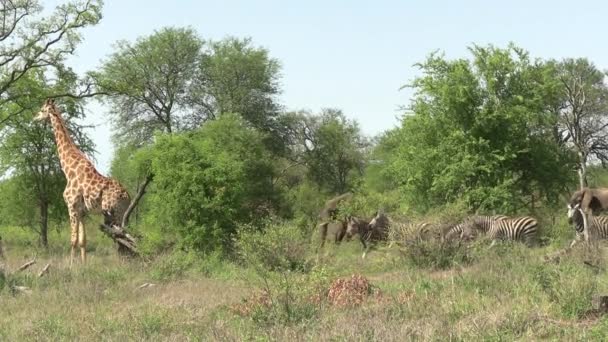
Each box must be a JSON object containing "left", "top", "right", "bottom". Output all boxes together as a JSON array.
[
  {"left": 149, "top": 250, "right": 197, "bottom": 282},
  {"left": 401, "top": 238, "right": 474, "bottom": 270},
  {"left": 235, "top": 220, "right": 311, "bottom": 273},
  {"left": 147, "top": 113, "right": 279, "bottom": 253}
]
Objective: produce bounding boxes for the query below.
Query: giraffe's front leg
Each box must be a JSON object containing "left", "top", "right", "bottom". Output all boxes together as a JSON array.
[
  {"left": 78, "top": 220, "right": 86, "bottom": 263},
  {"left": 69, "top": 213, "right": 79, "bottom": 268}
]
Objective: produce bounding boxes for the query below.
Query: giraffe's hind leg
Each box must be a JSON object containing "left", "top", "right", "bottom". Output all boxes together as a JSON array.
[
  {"left": 68, "top": 211, "right": 79, "bottom": 267},
  {"left": 78, "top": 220, "right": 86, "bottom": 263}
]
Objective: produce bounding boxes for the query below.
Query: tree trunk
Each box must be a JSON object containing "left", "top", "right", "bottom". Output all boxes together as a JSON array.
[
  {"left": 578, "top": 159, "right": 591, "bottom": 242},
  {"left": 121, "top": 173, "right": 153, "bottom": 228},
  {"left": 578, "top": 159, "right": 588, "bottom": 190},
  {"left": 39, "top": 200, "right": 48, "bottom": 248},
  {"left": 98, "top": 223, "right": 138, "bottom": 256}
]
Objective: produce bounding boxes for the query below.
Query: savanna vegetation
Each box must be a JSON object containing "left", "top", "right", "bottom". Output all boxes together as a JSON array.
[{"left": 3, "top": 1, "right": 608, "bottom": 340}]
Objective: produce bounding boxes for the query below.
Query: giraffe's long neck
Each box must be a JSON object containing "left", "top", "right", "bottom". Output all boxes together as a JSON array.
[{"left": 48, "top": 113, "right": 80, "bottom": 174}]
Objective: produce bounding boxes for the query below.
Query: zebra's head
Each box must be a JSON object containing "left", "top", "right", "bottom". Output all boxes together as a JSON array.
[
  {"left": 368, "top": 211, "right": 389, "bottom": 231},
  {"left": 345, "top": 216, "right": 365, "bottom": 238},
  {"left": 567, "top": 203, "right": 581, "bottom": 220}
]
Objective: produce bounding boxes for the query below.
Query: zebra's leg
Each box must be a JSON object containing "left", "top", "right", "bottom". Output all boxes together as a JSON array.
[
  {"left": 570, "top": 233, "right": 582, "bottom": 248},
  {"left": 362, "top": 245, "right": 370, "bottom": 259}
]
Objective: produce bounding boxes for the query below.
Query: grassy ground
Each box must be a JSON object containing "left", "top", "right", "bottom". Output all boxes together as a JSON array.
[{"left": 2, "top": 218, "right": 608, "bottom": 341}]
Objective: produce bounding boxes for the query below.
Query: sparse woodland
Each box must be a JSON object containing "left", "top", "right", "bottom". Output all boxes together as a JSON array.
[{"left": 4, "top": 1, "right": 608, "bottom": 340}]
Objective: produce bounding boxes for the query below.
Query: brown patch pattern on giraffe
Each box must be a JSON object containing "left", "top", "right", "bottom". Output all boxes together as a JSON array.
[{"left": 34, "top": 99, "right": 131, "bottom": 265}]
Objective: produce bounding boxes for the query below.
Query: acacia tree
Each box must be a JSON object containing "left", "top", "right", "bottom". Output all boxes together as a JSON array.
[
  {"left": 0, "top": 0, "right": 102, "bottom": 125},
  {"left": 554, "top": 58, "right": 608, "bottom": 189},
  {"left": 0, "top": 69, "right": 94, "bottom": 247}
]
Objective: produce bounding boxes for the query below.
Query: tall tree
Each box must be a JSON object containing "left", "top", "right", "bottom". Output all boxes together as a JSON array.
[
  {"left": 554, "top": 58, "right": 608, "bottom": 189},
  {"left": 386, "top": 44, "right": 574, "bottom": 212},
  {"left": 0, "top": 0, "right": 103, "bottom": 125},
  {"left": 283, "top": 109, "right": 367, "bottom": 194},
  {"left": 189, "top": 37, "right": 281, "bottom": 131},
  {"left": 0, "top": 69, "right": 94, "bottom": 247},
  {"left": 93, "top": 27, "right": 203, "bottom": 145}
]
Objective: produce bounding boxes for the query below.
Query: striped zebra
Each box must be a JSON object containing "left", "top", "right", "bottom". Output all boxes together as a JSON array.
[
  {"left": 486, "top": 216, "right": 538, "bottom": 246},
  {"left": 345, "top": 215, "right": 384, "bottom": 259},
  {"left": 443, "top": 222, "right": 474, "bottom": 242},
  {"left": 568, "top": 208, "right": 608, "bottom": 247},
  {"left": 387, "top": 220, "right": 434, "bottom": 244},
  {"left": 468, "top": 215, "right": 510, "bottom": 234},
  {"left": 370, "top": 211, "right": 441, "bottom": 246},
  {"left": 444, "top": 215, "right": 508, "bottom": 241}
]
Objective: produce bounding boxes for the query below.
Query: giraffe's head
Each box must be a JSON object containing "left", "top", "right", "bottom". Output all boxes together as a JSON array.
[{"left": 34, "top": 98, "right": 58, "bottom": 122}]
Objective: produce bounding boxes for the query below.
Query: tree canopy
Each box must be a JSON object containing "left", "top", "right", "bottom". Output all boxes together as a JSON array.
[{"left": 382, "top": 44, "right": 576, "bottom": 212}]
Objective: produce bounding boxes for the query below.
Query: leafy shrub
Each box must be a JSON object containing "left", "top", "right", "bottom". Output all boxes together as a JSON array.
[
  {"left": 235, "top": 220, "right": 311, "bottom": 273},
  {"left": 149, "top": 250, "right": 197, "bottom": 281},
  {"left": 148, "top": 113, "right": 278, "bottom": 253},
  {"left": 401, "top": 238, "right": 474, "bottom": 270}
]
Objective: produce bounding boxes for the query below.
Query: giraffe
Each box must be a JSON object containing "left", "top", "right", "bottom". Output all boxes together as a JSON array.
[{"left": 34, "top": 99, "right": 131, "bottom": 265}]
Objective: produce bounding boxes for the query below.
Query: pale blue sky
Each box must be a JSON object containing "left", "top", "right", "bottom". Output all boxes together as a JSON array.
[{"left": 57, "top": 0, "right": 606, "bottom": 173}]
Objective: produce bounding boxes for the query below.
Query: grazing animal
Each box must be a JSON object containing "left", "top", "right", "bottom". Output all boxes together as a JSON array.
[
  {"left": 34, "top": 99, "right": 131, "bottom": 265},
  {"left": 486, "top": 216, "right": 538, "bottom": 247},
  {"left": 466, "top": 215, "right": 509, "bottom": 234},
  {"left": 445, "top": 215, "right": 508, "bottom": 241},
  {"left": 318, "top": 193, "right": 353, "bottom": 223},
  {"left": 367, "top": 211, "right": 437, "bottom": 246},
  {"left": 568, "top": 188, "right": 608, "bottom": 216},
  {"left": 345, "top": 216, "right": 387, "bottom": 258},
  {"left": 568, "top": 208, "right": 608, "bottom": 248},
  {"left": 317, "top": 193, "right": 353, "bottom": 248},
  {"left": 568, "top": 188, "right": 608, "bottom": 241},
  {"left": 319, "top": 221, "right": 348, "bottom": 248},
  {"left": 443, "top": 222, "right": 477, "bottom": 242}
]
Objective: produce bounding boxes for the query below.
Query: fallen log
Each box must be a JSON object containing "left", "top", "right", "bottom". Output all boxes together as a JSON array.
[
  {"left": 98, "top": 224, "right": 138, "bottom": 256},
  {"left": 17, "top": 258, "right": 36, "bottom": 272},
  {"left": 138, "top": 282, "right": 156, "bottom": 290},
  {"left": 38, "top": 263, "right": 51, "bottom": 277},
  {"left": 12, "top": 285, "right": 31, "bottom": 294}
]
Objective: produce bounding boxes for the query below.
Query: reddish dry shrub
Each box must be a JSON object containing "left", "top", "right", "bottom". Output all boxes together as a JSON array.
[
  {"left": 327, "top": 274, "right": 374, "bottom": 307},
  {"left": 230, "top": 290, "right": 272, "bottom": 316}
]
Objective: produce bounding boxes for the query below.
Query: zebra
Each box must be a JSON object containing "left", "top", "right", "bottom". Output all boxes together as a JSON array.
[
  {"left": 486, "top": 216, "right": 538, "bottom": 247},
  {"left": 467, "top": 215, "right": 510, "bottom": 234},
  {"left": 568, "top": 207, "right": 608, "bottom": 248},
  {"left": 367, "top": 211, "right": 438, "bottom": 246},
  {"left": 345, "top": 216, "right": 379, "bottom": 259},
  {"left": 444, "top": 215, "right": 509, "bottom": 241},
  {"left": 443, "top": 222, "right": 475, "bottom": 242}
]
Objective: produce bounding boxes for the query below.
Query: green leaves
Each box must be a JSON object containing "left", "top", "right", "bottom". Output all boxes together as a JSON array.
[
  {"left": 93, "top": 30, "right": 281, "bottom": 147},
  {"left": 384, "top": 44, "right": 576, "bottom": 213},
  {"left": 146, "top": 114, "right": 276, "bottom": 252}
]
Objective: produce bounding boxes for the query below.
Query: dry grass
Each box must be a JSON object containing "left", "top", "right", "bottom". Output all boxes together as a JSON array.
[{"left": 3, "top": 219, "right": 608, "bottom": 341}]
